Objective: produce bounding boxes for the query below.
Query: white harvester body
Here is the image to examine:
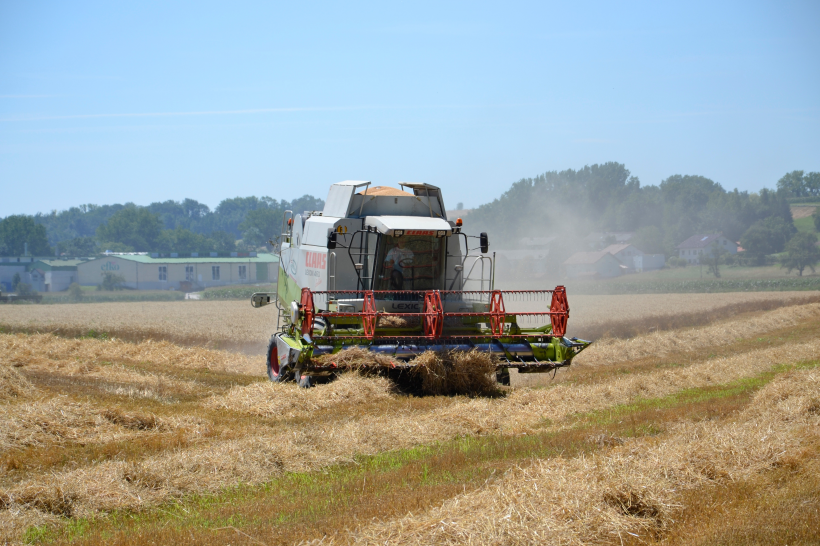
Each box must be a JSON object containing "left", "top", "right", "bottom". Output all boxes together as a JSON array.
[{"left": 277, "top": 181, "right": 488, "bottom": 313}]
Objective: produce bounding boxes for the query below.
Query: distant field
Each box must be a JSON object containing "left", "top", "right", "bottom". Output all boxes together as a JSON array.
[
  {"left": 201, "top": 283, "right": 276, "bottom": 300},
  {"left": 609, "top": 264, "right": 812, "bottom": 281},
  {"left": 39, "top": 289, "right": 185, "bottom": 304},
  {"left": 790, "top": 204, "right": 819, "bottom": 218},
  {"left": 0, "top": 300, "right": 279, "bottom": 354},
  {"left": 794, "top": 214, "right": 818, "bottom": 233},
  {"left": 565, "top": 275, "right": 820, "bottom": 295},
  {"left": 791, "top": 205, "right": 817, "bottom": 234}
]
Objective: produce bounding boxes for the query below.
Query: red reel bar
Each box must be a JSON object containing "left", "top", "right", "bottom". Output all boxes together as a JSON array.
[
  {"left": 300, "top": 288, "right": 315, "bottom": 336},
  {"left": 549, "top": 285, "right": 569, "bottom": 337},
  {"left": 488, "top": 290, "right": 506, "bottom": 336},
  {"left": 362, "top": 291, "right": 377, "bottom": 339},
  {"left": 422, "top": 290, "right": 444, "bottom": 338}
]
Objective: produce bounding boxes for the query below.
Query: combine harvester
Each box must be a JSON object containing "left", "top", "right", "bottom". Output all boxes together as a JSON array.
[{"left": 251, "top": 181, "right": 590, "bottom": 387}]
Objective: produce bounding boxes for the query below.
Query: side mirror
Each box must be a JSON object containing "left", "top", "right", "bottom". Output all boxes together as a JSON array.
[
  {"left": 327, "top": 231, "right": 337, "bottom": 250},
  {"left": 480, "top": 232, "right": 489, "bottom": 254}
]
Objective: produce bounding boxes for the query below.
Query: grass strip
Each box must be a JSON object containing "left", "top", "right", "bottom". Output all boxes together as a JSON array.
[{"left": 29, "top": 359, "right": 818, "bottom": 546}]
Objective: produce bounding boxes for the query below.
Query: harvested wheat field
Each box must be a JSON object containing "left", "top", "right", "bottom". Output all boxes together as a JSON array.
[
  {"left": 1, "top": 298, "right": 819, "bottom": 545},
  {"left": 1, "top": 291, "right": 819, "bottom": 355}
]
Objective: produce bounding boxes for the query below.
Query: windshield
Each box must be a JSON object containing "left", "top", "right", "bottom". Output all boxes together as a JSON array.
[{"left": 375, "top": 235, "right": 445, "bottom": 291}]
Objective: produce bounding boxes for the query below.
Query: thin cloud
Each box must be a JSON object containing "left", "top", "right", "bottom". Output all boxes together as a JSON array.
[
  {"left": 379, "top": 21, "right": 488, "bottom": 37},
  {"left": 0, "top": 102, "right": 532, "bottom": 122},
  {"left": 0, "top": 94, "right": 60, "bottom": 98},
  {"left": 1, "top": 106, "right": 347, "bottom": 122}
]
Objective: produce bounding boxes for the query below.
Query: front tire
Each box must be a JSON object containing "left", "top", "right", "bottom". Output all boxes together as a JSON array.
[{"left": 266, "top": 335, "right": 294, "bottom": 382}]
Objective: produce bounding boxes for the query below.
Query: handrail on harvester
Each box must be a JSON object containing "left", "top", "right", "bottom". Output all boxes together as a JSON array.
[{"left": 297, "top": 286, "right": 570, "bottom": 340}]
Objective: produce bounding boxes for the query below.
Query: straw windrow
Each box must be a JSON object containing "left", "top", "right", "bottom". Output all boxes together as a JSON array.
[
  {"left": 0, "top": 332, "right": 258, "bottom": 376},
  {"left": 348, "top": 369, "right": 820, "bottom": 545},
  {"left": 409, "top": 350, "right": 499, "bottom": 396},
  {"left": 206, "top": 372, "right": 395, "bottom": 418},
  {"left": 576, "top": 301, "right": 820, "bottom": 367},
  {"left": 0, "top": 363, "right": 35, "bottom": 400}
]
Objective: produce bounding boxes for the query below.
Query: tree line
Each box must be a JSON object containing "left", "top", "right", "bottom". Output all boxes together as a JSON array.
[
  {"left": 0, "top": 195, "right": 324, "bottom": 256},
  {"left": 1, "top": 167, "right": 818, "bottom": 263},
  {"left": 467, "top": 163, "right": 819, "bottom": 268}
]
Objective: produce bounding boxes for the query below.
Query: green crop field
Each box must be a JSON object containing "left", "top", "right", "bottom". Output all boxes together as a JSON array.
[{"left": 794, "top": 215, "right": 818, "bottom": 233}]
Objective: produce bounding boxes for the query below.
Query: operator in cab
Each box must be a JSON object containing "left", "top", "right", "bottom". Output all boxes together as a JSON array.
[{"left": 384, "top": 236, "right": 414, "bottom": 289}]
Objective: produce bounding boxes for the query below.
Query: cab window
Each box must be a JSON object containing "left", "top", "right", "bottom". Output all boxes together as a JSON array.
[{"left": 375, "top": 235, "right": 445, "bottom": 291}]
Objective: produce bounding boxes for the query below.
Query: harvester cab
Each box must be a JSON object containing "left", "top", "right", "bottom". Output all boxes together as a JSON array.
[{"left": 252, "top": 181, "right": 590, "bottom": 386}]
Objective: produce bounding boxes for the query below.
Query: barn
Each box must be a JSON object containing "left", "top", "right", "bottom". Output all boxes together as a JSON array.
[{"left": 77, "top": 253, "right": 279, "bottom": 290}]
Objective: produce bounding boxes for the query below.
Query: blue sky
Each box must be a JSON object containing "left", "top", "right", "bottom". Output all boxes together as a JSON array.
[{"left": 1, "top": 0, "right": 818, "bottom": 217}]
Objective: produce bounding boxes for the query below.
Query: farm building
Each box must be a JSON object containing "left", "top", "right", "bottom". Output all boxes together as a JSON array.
[
  {"left": 0, "top": 257, "right": 35, "bottom": 292},
  {"left": 677, "top": 234, "right": 738, "bottom": 264},
  {"left": 633, "top": 254, "right": 666, "bottom": 272},
  {"left": 600, "top": 244, "right": 642, "bottom": 267},
  {"left": 599, "top": 244, "right": 665, "bottom": 273},
  {"left": 28, "top": 259, "right": 83, "bottom": 292},
  {"left": 562, "top": 251, "right": 622, "bottom": 279},
  {"left": 77, "top": 253, "right": 279, "bottom": 291}
]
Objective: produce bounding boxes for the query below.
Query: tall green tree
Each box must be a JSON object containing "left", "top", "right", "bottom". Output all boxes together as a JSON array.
[
  {"left": 631, "top": 225, "right": 664, "bottom": 254},
  {"left": 56, "top": 236, "right": 98, "bottom": 256},
  {"left": 241, "top": 227, "right": 266, "bottom": 249},
  {"left": 782, "top": 232, "right": 820, "bottom": 276},
  {"left": 776, "top": 170, "right": 820, "bottom": 198},
  {"left": 209, "top": 231, "right": 238, "bottom": 253},
  {"left": 0, "top": 215, "right": 52, "bottom": 256},
  {"left": 704, "top": 242, "right": 726, "bottom": 278},
  {"left": 777, "top": 170, "right": 807, "bottom": 197},
  {"left": 96, "top": 206, "right": 163, "bottom": 251},
  {"left": 740, "top": 217, "right": 794, "bottom": 265},
  {"left": 806, "top": 172, "right": 820, "bottom": 197},
  {"left": 157, "top": 227, "right": 205, "bottom": 253},
  {"left": 239, "top": 208, "right": 282, "bottom": 245}
]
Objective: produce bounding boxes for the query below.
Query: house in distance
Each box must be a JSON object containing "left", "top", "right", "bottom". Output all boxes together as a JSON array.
[
  {"left": 562, "top": 243, "right": 665, "bottom": 279},
  {"left": 676, "top": 234, "right": 738, "bottom": 264},
  {"left": 561, "top": 251, "right": 623, "bottom": 279}
]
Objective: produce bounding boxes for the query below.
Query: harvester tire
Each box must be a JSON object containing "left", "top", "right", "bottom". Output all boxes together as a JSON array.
[{"left": 266, "top": 335, "right": 294, "bottom": 383}]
